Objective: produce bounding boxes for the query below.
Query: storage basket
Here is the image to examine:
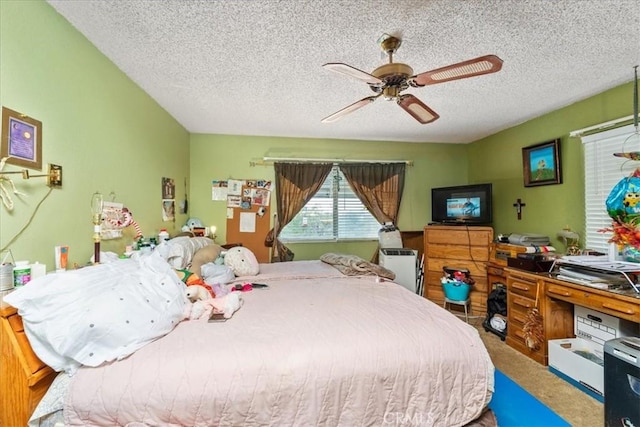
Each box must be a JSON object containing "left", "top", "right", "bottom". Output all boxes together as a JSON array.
[{"left": 442, "top": 280, "right": 471, "bottom": 301}]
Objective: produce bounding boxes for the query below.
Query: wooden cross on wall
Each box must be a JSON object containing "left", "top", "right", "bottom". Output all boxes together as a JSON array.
[{"left": 513, "top": 198, "right": 526, "bottom": 220}]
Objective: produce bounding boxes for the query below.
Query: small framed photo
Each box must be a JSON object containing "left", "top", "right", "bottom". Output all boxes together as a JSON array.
[
  {"left": 522, "top": 138, "right": 562, "bottom": 187},
  {"left": 0, "top": 107, "right": 43, "bottom": 170}
]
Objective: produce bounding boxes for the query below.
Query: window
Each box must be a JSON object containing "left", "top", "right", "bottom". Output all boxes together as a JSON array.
[
  {"left": 582, "top": 124, "right": 638, "bottom": 253},
  {"left": 280, "top": 167, "right": 381, "bottom": 241}
]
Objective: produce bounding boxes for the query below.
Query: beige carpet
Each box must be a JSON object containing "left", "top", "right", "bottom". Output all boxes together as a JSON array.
[{"left": 467, "top": 316, "right": 603, "bottom": 427}]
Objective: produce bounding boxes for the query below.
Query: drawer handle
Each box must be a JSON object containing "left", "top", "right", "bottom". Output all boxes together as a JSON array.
[
  {"left": 514, "top": 299, "right": 532, "bottom": 309},
  {"left": 512, "top": 283, "right": 531, "bottom": 292},
  {"left": 601, "top": 302, "right": 636, "bottom": 316},
  {"left": 547, "top": 287, "right": 571, "bottom": 297},
  {"left": 515, "top": 330, "right": 525, "bottom": 339}
]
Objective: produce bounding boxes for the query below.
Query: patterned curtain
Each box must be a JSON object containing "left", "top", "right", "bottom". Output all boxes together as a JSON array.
[
  {"left": 339, "top": 163, "right": 406, "bottom": 261},
  {"left": 265, "top": 162, "right": 333, "bottom": 262}
]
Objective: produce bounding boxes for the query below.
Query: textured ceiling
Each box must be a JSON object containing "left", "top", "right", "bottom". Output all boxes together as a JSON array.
[{"left": 46, "top": 0, "right": 640, "bottom": 144}]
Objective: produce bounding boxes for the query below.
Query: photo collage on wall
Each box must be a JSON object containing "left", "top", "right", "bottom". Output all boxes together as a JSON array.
[
  {"left": 162, "top": 177, "right": 175, "bottom": 221},
  {"left": 211, "top": 179, "right": 271, "bottom": 210}
]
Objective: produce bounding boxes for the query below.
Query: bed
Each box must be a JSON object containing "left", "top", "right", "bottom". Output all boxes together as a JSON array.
[{"left": 1, "top": 249, "right": 495, "bottom": 427}]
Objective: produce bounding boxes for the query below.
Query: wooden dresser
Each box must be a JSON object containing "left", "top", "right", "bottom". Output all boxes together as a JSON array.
[
  {"left": 1, "top": 306, "right": 57, "bottom": 427},
  {"left": 423, "top": 225, "right": 493, "bottom": 314},
  {"left": 504, "top": 268, "right": 640, "bottom": 365}
]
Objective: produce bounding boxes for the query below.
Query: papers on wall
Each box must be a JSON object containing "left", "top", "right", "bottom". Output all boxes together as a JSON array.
[
  {"left": 211, "top": 180, "right": 228, "bottom": 201},
  {"left": 227, "top": 195, "right": 241, "bottom": 208},
  {"left": 212, "top": 178, "right": 272, "bottom": 208},
  {"left": 239, "top": 212, "right": 256, "bottom": 233},
  {"left": 227, "top": 179, "right": 244, "bottom": 196}
]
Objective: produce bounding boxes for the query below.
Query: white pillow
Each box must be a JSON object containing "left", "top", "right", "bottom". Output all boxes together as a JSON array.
[
  {"left": 4, "top": 251, "right": 187, "bottom": 374},
  {"left": 224, "top": 246, "right": 260, "bottom": 276},
  {"left": 156, "top": 236, "right": 215, "bottom": 269}
]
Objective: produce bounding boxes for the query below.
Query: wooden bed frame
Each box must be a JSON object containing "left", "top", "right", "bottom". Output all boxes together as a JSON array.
[{"left": 0, "top": 306, "right": 57, "bottom": 426}]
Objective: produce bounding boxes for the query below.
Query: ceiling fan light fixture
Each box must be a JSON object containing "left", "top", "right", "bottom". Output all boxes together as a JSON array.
[{"left": 322, "top": 36, "right": 502, "bottom": 124}]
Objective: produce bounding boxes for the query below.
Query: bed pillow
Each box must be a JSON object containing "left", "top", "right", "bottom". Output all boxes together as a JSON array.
[
  {"left": 156, "top": 236, "right": 215, "bottom": 269},
  {"left": 224, "top": 246, "right": 259, "bottom": 276},
  {"left": 3, "top": 251, "right": 187, "bottom": 374}
]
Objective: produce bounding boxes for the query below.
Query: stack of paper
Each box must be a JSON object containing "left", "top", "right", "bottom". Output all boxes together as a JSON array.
[{"left": 556, "top": 266, "right": 628, "bottom": 290}]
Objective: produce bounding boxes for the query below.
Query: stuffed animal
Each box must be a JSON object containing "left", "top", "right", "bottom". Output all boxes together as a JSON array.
[
  {"left": 189, "top": 244, "right": 223, "bottom": 276},
  {"left": 224, "top": 246, "right": 259, "bottom": 276},
  {"left": 213, "top": 292, "right": 243, "bottom": 319},
  {"left": 188, "top": 292, "right": 243, "bottom": 320},
  {"left": 185, "top": 284, "right": 212, "bottom": 302}
]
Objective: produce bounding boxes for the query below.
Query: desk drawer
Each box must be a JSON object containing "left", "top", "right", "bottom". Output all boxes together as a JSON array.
[
  {"left": 508, "top": 277, "right": 540, "bottom": 300},
  {"left": 546, "top": 284, "right": 640, "bottom": 323},
  {"left": 486, "top": 265, "right": 504, "bottom": 277},
  {"left": 509, "top": 295, "right": 534, "bottom": 322}
]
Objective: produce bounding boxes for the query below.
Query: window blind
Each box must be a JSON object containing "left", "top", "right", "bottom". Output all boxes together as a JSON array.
[
  {"left": 582, "top": 124, "right": 639, "bottom": 253},
  {"left": 280, "top": 167, "right": 380, "bottom": 241}
]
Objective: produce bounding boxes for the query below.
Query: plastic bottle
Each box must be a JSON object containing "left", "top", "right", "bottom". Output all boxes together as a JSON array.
[
  {"left": 158, "top": 229, "right": 170, "bottom": 242},
  {"left": 13, "top": 261, "right": 31, "bottom": 287}
]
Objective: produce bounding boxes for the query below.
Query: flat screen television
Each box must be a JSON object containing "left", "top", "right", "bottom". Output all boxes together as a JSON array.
[{"left": 431, "top": 183, "right": 492, "bottom": 225}]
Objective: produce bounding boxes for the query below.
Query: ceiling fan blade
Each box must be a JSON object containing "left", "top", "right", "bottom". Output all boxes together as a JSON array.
[
  {"left": 323, "top": 63, "right": 383, "bottom": 85},
  {"left": 409, "top": 55, "right": 503, "bottom": 87},
  {"left": 321, "top": 95, "right": 380, "bottom": 123},
  {"left": 397, "top": 94, "right": 439, "bottom": 124}
]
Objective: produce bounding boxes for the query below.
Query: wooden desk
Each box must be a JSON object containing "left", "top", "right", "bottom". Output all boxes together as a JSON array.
[{"left": 504, "top": 268, "right": 640, "bottom": 365}]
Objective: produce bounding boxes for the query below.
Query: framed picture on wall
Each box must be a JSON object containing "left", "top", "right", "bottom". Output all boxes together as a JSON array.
[
  {"left": 0, "top": 106, "right": 43, "bottom": 170},
  {"left": 522, "top": 138, "right": 562, "bottom": 187}
]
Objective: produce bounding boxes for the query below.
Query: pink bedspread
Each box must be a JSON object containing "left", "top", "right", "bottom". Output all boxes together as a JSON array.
[
  {"left": 64, "top": 274, "right": 493, "bottom": 426},
  {"left": 231, "top": 259, "right": 345, "bottom": 283}
]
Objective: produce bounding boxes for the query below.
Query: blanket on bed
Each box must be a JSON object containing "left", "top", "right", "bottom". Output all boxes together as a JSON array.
[{"left": 320, "top": 252, "right": 396, "bottom": 280}]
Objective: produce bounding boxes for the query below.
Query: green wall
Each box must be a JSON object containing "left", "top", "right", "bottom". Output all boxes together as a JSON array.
[
  {"left": 469, "top": 82, "right": 634, "bottom": 251},
  {"left": 0, "top": 1, "right": 190, "bottom": 268},
  {"left": 3, "top": 0, "right": 634, "bottom": 267},
  {"left": 189, "top": 134, "right": 468, "bottom": 259}
]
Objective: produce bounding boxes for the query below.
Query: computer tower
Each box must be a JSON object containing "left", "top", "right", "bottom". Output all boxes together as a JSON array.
[{"left": 604, "top": 337, "right": 640, "bottom": 427}]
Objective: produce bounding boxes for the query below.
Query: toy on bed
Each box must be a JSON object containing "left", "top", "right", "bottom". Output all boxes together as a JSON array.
[
  {"left": 189, "top": 292, "right": 243, "bottom": 321},
  {"left": 224, "top": 246, "right": 259, "bottom": 276}
]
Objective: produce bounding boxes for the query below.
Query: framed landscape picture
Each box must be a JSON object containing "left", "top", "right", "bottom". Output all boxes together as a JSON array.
[{"left": 522, "top": 138, "right": 561, "bottom": 187}]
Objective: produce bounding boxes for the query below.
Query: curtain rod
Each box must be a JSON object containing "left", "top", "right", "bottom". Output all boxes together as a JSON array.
[
  {"left": 250, "top": 157, "right": 413, "bottom": 167},
  {"left": 569, "top": 114, "right": 639, "bottom": 137}
]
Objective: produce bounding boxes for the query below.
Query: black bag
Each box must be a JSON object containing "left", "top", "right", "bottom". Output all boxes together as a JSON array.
[{"left": 486, "top": 287, "right": 507, "bottom": 317}]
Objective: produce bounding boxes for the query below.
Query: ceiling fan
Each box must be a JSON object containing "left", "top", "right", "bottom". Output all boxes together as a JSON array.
[{"left": 321, "top": 34, "right": 503, "bottom": 124}]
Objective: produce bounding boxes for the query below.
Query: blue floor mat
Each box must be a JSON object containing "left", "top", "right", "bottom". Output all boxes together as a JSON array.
[{"left": 489, "top": 369, "right": 571, "bottom": 427}]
